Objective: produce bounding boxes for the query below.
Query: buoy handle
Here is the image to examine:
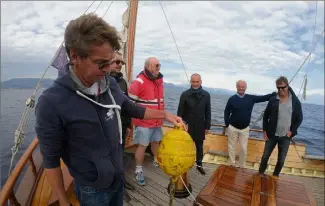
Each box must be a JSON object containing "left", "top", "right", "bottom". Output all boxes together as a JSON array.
[{"left": 175, "top": 123, "right": 188, "bottom": 132}]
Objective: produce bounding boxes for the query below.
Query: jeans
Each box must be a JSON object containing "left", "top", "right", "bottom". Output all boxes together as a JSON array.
[
  {"left": 258, "top": 135, "right": 291, "bottom": 176},
  {"left": 74, "top": 180, "right": 124, "bottom": 206}
]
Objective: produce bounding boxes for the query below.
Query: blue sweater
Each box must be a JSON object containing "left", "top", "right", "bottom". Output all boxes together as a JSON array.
[{"left": 224, "top": 92, "right": 276, "bottom": 129}]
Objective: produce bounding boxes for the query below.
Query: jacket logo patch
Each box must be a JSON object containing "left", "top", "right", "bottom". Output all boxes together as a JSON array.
[{"left": 105, "top": 109, "right": 115, "bottom": 121}]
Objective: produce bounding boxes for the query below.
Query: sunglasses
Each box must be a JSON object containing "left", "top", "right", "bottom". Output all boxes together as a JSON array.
[
  {"left": 90, "top": 58, "right": 116, "bottom": 71},
  {"left": 152, "top": 63, "right": 161, "bottom": 68},
  {"left": 115, "top": 60, "right": 126, "bottom": 65},
  {"left": 277, "top": 85, "right": 287, "bottom": 90}
]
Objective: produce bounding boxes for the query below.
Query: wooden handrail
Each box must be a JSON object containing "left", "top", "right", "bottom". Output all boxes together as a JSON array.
[
  {"left": 28, "top": 157, "right": 38, "bottom": 178},
  {"left": 0, "top": 137, "right": 39, "bottom": 206},
  {"left": 210, "top": 123, "right": 264, "bottom": 133},
  {"left": 164, "top": 123, "right": 264, "bottom": 133},
  {"left": 163, "top": 122, "right": 306, "bottom": 147}
]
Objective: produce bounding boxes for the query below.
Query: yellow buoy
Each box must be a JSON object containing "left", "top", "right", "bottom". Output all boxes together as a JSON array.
[{"left": 157, "top": 126, "right": 196, "bottom": 205}]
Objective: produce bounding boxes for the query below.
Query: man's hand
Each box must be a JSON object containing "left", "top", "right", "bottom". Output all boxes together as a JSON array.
[
  {"left": 286, "top": 131, "right": 292, "bottom": 138},
  {"left": 126, "top": 128, "right": 131, "bottom": 137},
  {"left": 164, "top": 111, "right": 187, "bottom": 131},
  {"left": 205, "top": 130, "right": 209, "bottom": 135},
  {"left": 263, "top": 131, "right": 269, "bottom": 141}
]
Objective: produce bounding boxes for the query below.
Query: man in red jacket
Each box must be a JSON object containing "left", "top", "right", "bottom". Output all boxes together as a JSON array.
[{"left": 128, "top": 57, "right": 164, "bottom": 186}]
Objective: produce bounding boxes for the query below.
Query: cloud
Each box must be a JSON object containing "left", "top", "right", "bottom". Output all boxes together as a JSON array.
[
  {"left": 307, "top": 88, "right": 325, "bottom": 96},
  {"left": 1, "top": 1, "right": 324, "bottom": 103}
]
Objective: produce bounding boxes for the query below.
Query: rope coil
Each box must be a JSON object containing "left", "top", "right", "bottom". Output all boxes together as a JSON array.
[{"left": 168, "top": 179, "right": 176, "bottom": 206}]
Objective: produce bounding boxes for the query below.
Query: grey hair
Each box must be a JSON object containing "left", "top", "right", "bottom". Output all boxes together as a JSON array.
[
  {"left": 236, "top": 80, "right": 247, "bottom": 86},
  {"left": 64, "top": 12, "right": 121, "bottom": 58}
]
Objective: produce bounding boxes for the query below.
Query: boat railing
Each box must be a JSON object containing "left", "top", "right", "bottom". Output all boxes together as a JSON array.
[
  {"left": 0, "top": 138, "right": 40, "bottom": 206},
  {"left": 162, "top": 122, "right": 306, "bottom": 147}
]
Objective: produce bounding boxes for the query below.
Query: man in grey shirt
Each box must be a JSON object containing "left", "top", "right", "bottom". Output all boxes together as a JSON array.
[{"left": 259, "top": 76, "right": 303, "bottom": 177}]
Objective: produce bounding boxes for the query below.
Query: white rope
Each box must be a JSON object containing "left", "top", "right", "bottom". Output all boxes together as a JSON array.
[
  {"left": 179, "top": 175, "right": 198, "bottom": 204},
  {"left": 107, "top": 89, "right": 123, "bottom": 144},
  {"left": 76, "top": 90, "right": 121, "bottom": 110}
]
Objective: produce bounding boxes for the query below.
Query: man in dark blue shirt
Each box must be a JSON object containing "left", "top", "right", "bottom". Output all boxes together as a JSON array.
[{"left": 224, "top": 80, "right": 276, "bottom": 168}]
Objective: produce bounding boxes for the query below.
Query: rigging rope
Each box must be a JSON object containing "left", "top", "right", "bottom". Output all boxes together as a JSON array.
[
  {"left": 102, "top": 1, "right": 114, "bottom": 18},
  {"left": 288, "top": 31, "right": 324, "bottom": 85},
  {"left": 158, "top": 1, "right": 190, "bottom": 84},
  {"left": 298, "top": 1, "right": 318, "bottom": 100},
  {"left": 7, "top": 0, "right": 109, "bottom": 175},
  {"left": 250, "top": 28, "right": 324, "bottom": 128},
  {"left": 250, "top": 4, "right": 323, "bottom": 168},
  {"left": 95, "top": 0, "right": 104, "bottom": 12}
]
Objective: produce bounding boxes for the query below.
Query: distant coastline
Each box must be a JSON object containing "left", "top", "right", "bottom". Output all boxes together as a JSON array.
[
  {"left": 0, "top": 78, "right": 234, "bottom": 95},
  {"left": 1, "top": 78, "right": 324, "bottom": 106}
]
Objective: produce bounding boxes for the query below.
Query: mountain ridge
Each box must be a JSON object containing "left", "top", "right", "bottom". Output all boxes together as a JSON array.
[
  {"left": 1, "top": 78, "right": 323, "bottom": 105},
  {"left": 1, "top": 78, "right": 234, "bottom": 95}
]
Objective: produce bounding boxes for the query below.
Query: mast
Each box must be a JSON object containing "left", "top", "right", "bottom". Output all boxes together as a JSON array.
[{"left": 126, "top": 0, "right": 138, "bottom": 82}]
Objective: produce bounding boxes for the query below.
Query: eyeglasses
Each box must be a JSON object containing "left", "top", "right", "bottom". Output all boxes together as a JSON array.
[{"left": 277, "top": 85, "right": 287, "bottom": 90}]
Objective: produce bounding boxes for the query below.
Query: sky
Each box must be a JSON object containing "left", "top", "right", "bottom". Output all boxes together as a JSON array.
[{"left": 1, "top": 1, "right": 324, "bottom": 105}]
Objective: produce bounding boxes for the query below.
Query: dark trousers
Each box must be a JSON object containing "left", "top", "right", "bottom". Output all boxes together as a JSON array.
[
  {"left": 193, "top": 138, "right": 204, "bottom": 166},
  {"left": 121, "top": 125, "right": 128, "bottom": 184},
  {"left": 121, "top": 124, "right": 128, "bottom": 150},
  {"left": 74, "top": 179, "right": 124, "bottom": 206},
  {"left": 258, "top": 135, "right": 291, "bottom": 176}
]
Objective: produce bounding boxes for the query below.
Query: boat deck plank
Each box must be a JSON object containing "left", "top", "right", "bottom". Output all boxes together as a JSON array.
[
  {"left": 12, "top": 151, "right": 324, "bottom": 206},
  {"left": 123, "top": 153, "right": 218, "bottom": 206},
  {"left": 195, "top": 164, "right": 322, "bottom": 206}
]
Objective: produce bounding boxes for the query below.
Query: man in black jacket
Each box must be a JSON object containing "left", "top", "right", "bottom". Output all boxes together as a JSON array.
[
  {"left": 110, "top": 51, "right": 135, "bottom": 192},
  {"left": 259, "top": 76, "right": 303, "bottom": 177},
  {"left": 177, "top": 73, "right": 211, "bottom": 175}
]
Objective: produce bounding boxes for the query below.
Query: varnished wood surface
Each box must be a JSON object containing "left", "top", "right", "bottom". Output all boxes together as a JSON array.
[
  {"left": 31, "top": 159, "right": 75, "bottom": 206},
  {"left": 0, "top": 137, "right": 40, "bottom": 206},
  {"left": 196, "top": 165, "right": 255, "bottom": 206},
  {"left": 196, "top": 165, "right": 318, "bottom": 206},
  {"left": 124, "top": 125, "right": 325, "bottom": 177},
  {"left": 1, "top": 137, "right": 324, "bottom": 206},
  {"left": 162, "top": 126, "right": 324, "bottom": 170}
]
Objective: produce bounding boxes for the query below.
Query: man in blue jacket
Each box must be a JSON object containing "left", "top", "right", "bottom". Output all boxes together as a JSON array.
[
  {"left": 35, "top": 13, "right": 185, "bottom": 206},
  {"left": 259, "top": 76, "right": 303, "bottom": 177},
  {"left": 224, "top": 80, "right": 276, "bottom": 168}
]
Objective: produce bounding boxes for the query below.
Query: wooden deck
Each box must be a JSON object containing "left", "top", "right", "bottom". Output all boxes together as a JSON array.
[
  {"left": 122, "top": 153, "right": 324, "bottom": 206},
  {"left": 122, "top": 152, "right": 218, "bottom": 206},
  {"left": 159, "top": 126, "right": 325, "bottom": 178},
  {"left": 1, "top": 143, "right": 324, "bottom": 206},
  {"left": 195, "top": 165, "right": 318, "bottom": 206}
]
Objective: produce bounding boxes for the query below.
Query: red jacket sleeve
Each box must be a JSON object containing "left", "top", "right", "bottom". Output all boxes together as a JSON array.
[{"left": 128, "top": 78, "right": 143, "bottom": 102}]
